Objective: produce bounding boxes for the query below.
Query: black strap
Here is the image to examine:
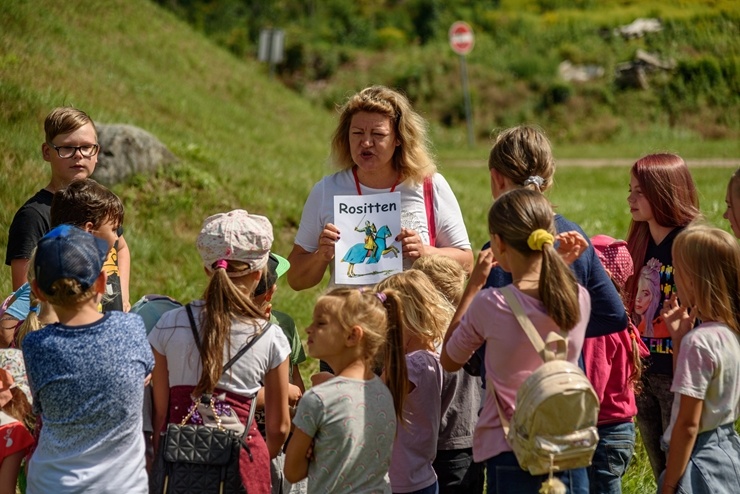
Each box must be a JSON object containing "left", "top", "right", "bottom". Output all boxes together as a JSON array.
[
  {"left": 185, "top": 303, "right": 271, "bottom": 374},
  {"left": 184, "top": 303, "right": 269, "bottom": 458}
]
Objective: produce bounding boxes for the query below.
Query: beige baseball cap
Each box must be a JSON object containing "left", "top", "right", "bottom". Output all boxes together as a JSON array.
[{"left": 196, "top": 209, "right": 273, "bottom": 273}]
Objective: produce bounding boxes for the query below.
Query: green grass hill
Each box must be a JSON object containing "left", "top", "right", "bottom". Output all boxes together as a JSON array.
[{"left": 0, "top": 0, "right": 339, "bottom": 311}]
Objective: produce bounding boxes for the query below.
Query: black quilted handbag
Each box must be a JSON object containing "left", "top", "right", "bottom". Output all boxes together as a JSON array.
[
  {"left": 149, "top": 304, "right": 270, "bottom": 494},
  {"left": 150, "top": 419, "right": 246, "bottom": 494}
]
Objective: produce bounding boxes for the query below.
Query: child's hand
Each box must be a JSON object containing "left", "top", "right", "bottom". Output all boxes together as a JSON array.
[
  {"left": 660, "top": 293, "right": 695, "bottom": 342},
  {"left": 555, "top": 231, "right": 587, "bottom": 265},
  {"left": 468, "top": 248, "right": 496, "bottom": 289},
  {"left": 288, "top": 383, "right": 303, "bottom": 407},
  {"left": 306, "top": 439, "right": 315, "bottom": 461}
]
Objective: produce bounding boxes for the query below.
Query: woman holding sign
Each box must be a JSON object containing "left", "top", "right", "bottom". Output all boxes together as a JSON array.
[{"left": 287, "top": 85, "right": 473, "bottom": 290}]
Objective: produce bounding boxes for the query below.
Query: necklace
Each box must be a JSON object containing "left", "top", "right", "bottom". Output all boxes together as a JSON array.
[
  {"left": 513, "top": 277, "right": 540, "bottom": 283},
  {"left": 352, "top": 166, "right": 399, "bottom": 195}
]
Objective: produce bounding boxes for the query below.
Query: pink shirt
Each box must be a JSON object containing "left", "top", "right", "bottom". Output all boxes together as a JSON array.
[
  {"left": 582, "top": 326, "right": 648, "bottom": 425},
  {"left": 446, "top": 285, "right": 590, "bottom": 462}
]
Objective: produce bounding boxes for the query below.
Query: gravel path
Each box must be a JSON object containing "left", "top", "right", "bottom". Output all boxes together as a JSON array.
[{"left": 447, "top": 158, "right": 739, "bottom": 168}]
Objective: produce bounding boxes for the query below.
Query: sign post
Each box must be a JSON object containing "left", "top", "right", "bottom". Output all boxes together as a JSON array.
[
  {"left": 258, "top": 28, "right": 285, "bottom": 79},
  {"left": 449, "top": 21, "right": 475, "bottom": 147}
]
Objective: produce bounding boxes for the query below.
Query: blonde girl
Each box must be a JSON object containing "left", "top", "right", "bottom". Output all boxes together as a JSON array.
[
  {"left": 149, "top": 210, "right": 291, "bottom": 494},
  {"left": 442, "top": 188, "right": 591, "bottom": 494},
  {"left": 658, "top": 225, "right": 740, "bottom": 494},
  {"left": 376, "top": 270, "right": 452, "bottom": 494},
  {"left": 625, "top": 153, "right": 700, "bottom": 480},
  {"left": 284, "top": 288, "right": 408, "bottom": 494},
  {"left": 412, "top": 256, "right": 486, "bottom": 494}
]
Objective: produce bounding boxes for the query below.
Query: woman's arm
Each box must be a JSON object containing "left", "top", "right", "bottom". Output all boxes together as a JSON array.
[
  {"left": 661, "top": 394, "right": 703, "bottom": 494},
  {"left": 150, "top": 348, "right": 170, "bottom": 454},
  {"left": 286, "top": 223, "right": 340, "bottom": 291},
  {"left": 441, "top": 248, "right": 493, "bottom": 372},
  {"left": 263, "top": 358, "right": 290, "bottom": 458},
  {"left": 284, "top": 427, "right": 314, "bottom": 483}
]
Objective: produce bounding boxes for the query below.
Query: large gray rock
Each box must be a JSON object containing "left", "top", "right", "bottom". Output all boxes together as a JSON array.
[{"left": 92, "top": 124, "right": 177, "bottom": 186}]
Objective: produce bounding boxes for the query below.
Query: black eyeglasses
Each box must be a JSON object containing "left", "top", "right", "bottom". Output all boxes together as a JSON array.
[{"left": 47, "top": 142, "right": 99, "bottom": 159}]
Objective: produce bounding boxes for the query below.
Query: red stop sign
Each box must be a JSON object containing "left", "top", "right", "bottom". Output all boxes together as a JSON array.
[{"left": 449, "top": 21, "right": 475, "bottom": 55}]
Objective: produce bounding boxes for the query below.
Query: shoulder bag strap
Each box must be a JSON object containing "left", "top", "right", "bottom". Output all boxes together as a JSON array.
[
  {"left": 423, "top": 175, "right": 436, "bottom": 247},
  {"left": 185, "top": 303, "right": 203, "bottom": 355},
  {"left": 185, "top": 303, "right": 272, "bottom": 373},
  {"left": 500, "top": 286, "right": 567, "bottom": 362}
]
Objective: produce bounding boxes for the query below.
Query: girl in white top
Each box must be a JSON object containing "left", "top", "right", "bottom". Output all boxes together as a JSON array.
[
  {"left": 149, "top": 209, "right": 291, "bottom": 494},
  {"left": 376, "top": 270, "right": 453, "bottom": 494},
  {"left": 658, "top": 225, "right": 740, "bottom": 494},
  {"left": 284, "top": 287, "right": 408, "bottom": 494}
]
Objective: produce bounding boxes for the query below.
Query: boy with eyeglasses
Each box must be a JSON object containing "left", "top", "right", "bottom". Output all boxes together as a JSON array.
[{"left": 5, "top": 108, "right": 131, "bottom": 310}]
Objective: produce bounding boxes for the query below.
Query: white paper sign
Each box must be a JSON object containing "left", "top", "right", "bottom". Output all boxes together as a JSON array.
[{"left": 333, "top": 192, "right": 403, "bottom": 285}]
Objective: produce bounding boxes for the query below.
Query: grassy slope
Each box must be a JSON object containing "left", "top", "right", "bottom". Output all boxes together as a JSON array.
[{"left": 0, "top": 0, "right": 336, "bottom": 318}]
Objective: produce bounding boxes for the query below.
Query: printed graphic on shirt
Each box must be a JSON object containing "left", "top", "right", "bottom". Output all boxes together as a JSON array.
[
  {"left": 633, "top": 258, "right": 672, "bottom": 339},
  {"left": 101, "top": 245, "right": 123, "bottom": 312}
]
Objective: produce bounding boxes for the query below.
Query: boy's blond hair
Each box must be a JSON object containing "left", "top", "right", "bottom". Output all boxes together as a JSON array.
[
  {"left": 411, "top": 255, "right": 467, "bottom": 307},
  {"left": 44, "top": 107, "right": 96, "bottom": 143}
]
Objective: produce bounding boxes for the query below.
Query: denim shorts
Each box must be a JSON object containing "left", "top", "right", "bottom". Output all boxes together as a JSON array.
[
  {"left": 486, "top": 451, "right": 588, "bottom": 494},
  {"left": 658, "top": 424, "right": 740, "bottom": 494}
]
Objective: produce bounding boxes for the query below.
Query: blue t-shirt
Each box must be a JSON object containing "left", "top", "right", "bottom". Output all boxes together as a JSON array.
[{"left": 23, "top": 311, "right": 154, "bottom": 493}]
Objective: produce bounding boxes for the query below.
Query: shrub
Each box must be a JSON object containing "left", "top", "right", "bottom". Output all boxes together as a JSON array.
[{"left": 375, "top": 27, "right": 407, "bottom": 50}]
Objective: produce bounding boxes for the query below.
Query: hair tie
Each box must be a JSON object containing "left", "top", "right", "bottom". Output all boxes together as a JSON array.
[
  {"left": 527, "top": 229, "right": 554, "bottom": 251},
  {"left": 523, "top": 175, "right": 545, "bottom": 189},
  {"left": 375, "top": 292, "right": 387, "bottom": 303},
  {"left": 30, "top": 305, "right": 40, "bottom": 314},
  {"left": 214, "top": 259, "right": 228, "bottom": 270}
]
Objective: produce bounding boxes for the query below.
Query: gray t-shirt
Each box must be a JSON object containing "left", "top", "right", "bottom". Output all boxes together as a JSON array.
[
  {"left": 292, "top": 376, "right": 395, "bottom": 494},
  {"left": 438, "top": 368, "right": 483, "bottom": 450}
]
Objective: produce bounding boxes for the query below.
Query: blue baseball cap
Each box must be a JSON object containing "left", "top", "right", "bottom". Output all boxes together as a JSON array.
[{"left": 34, "top": 225, "right": 109, "bottom": 295}]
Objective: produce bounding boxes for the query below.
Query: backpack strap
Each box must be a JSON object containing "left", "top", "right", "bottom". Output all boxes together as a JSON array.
[
  {"left": 488, "top": 286, "right": 568, "bottom": 441},
  {"left": 500, "top": 286, "right": 567, "bottom": 362},
  {"left": 423, "top": 175, "right": 436, "bottom": 247}
]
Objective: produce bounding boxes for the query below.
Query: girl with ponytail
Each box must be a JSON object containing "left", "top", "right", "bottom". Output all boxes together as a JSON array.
[
  {"left": 149, "top": 210, "right": 291, "bottom": 494},
  {"left": 284, "top": 287, "right": 408, "bottom": 494},
  {"left": 442, "top": 189, "right": 591, "bottom": 494}
]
